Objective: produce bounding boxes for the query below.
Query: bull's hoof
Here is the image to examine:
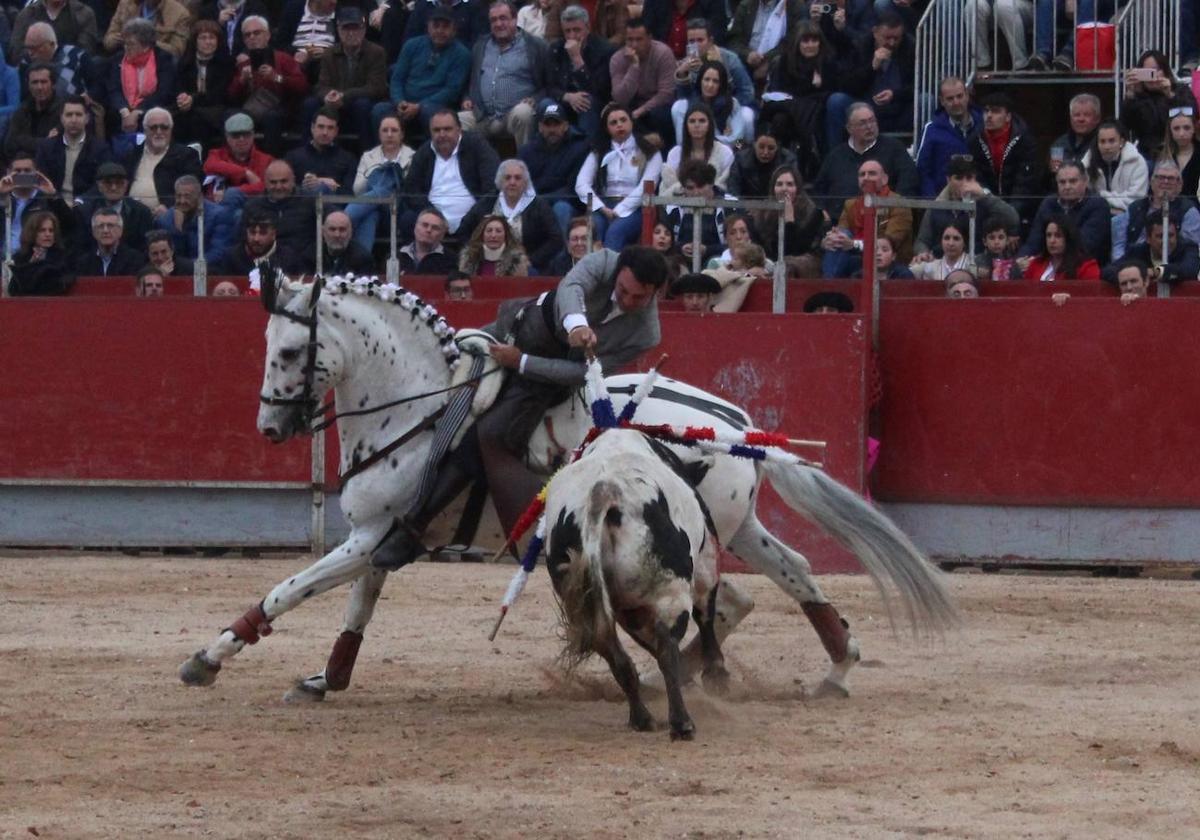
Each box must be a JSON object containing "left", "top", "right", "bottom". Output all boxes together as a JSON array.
[
  {"left": 629, "top": 706, "right": 656, "bottom": 732},
  {"left": 179, "top": 650, "right": 221, "bottom": 687},
  {"left": 812, "top": 677, "right": 850, "bottom": 700},
  {"left": 702, "top": 666, "right": 731, "bottom": 697},
  {"left": 669, "top": 719, "right": 696, "bottom": 741},
  {"left": 283, "top": 681, "right": 327, "bottom": 704}
]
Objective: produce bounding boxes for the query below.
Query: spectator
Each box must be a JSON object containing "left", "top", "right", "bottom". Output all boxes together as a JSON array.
[
  {"left": 7, "top": 209, "right": 74, "bottom": 295},
  {"left": 727, "top": 0, "right": 804, "bottom": 84},
  {"left": 73, "top": 161, "right": 156, "bottom": 252},
  {"left": 76, "top": 206, "right": 146, "bottom": 275},
  {"left": 445, "top": 269, "right": 474, "bottom": 299},
  {"left": 4, "top": 62, "right": 61, "bottom": 159},
  {"left": 706, "top": 211, "right": 771, "bottom": 271},
  {"left": 661, "top": 103, "right": 734, "bottom": 195},
  {"left": 401, "top": 108, "right": 500, "bottom": 238},
  {"left": 761, "top": 21, "right": 837, "bottom": 176},
  {"left": 1112, "top": 160, "right": 1200, "bottom": 260},
  {"left": 218, "top": 206, "right": 303, "bottom": 274},
  {"left": 672, "top": 18, "right": 755, "bottom": 113},
  {"left": 399, "top": 207, "right": 456, "bottom": 274},
  {"left": 727, "top": 127, "right": 797, "bottom": 198},
  {"left": 945, "top": 269, "right": 980, "bottom": 298},
  {"left": 123, "top": 107, "right": 202, "bottom": 214},
  {"left": 703, "top": 240, "right": 770, "bottom": 312},
  {"left": 135, "top": 265, "right": 166, "bottom": 296},
  {"left": 811, "top": 101, "right": 919, "bottom": 218},
  {"left": 203, "top": 112, "right": 274, "bottom": 201},
  {"left": 300, "top": 209, "right": 376, "bottom": 275},
  {"left": 17, "top": 22, "right": 93, "bottom": 101},
  {"left": 173, "top": 19, "right": 234, "bottom": 150},
  {"left": 670, "top": 271, "right": 721, "bottom": 311},
  {"left": 347, "top": 114, "right": 415, "bottom": 252},
  {"left": 154, "top": 174, "right": 237, "bottom": 264},
  {"left": 518, "top": 101, "right": 590, "bottom": 234},
  {"left": 866, "top": 232, "right": 914, "bottom": 279},
  {"left": 228, "top": 16, "right": 308, "bottom": 156},
  {"left": 913, "top": 155, "right": 1019, "bottom": 257},
  {"left": 1029, "top": 0, "right": 1116, "bottom": 71},
  {"left": 306, "top": 6, "right": 387, "bottom": 150},
  {"left": 285, "top": 106, "right": 357, "bottom": 195},
  {"left": 915, "top": 76, "right": 981, "bottom": 198},
  {"left": 104, "top": 0, "right": 192, "bottom": 57},
  {"left": 9, "top": 0, "right": 99, "bottom": 66},
  {"left": 821, "top": 158, "right": 911, "bottom": 277},
  {"left": 1120, "top": 50, "right": 1197, "bottom": 162},
  {"left": 645, "top": 0, "right": 728, "bottom": 58},
  {"left": 0, "top": 61, "right": 18, "bottom": 141},
  {"left": 661, "top": 158, "right": 727, "bottom": 266},
  {"left": 671, "top": 58, "right": 754, "bottom": 147},
  {"left": 576, "top": 102, "right": 663, "bottom": 249},
  {"left": 35, "top": 95, "right": 111, "bottom": 203},
  {"left": 404, "top": 0, "right": 489, "bottom": 49},
  {"left": 547, "top": 214, "right": 594, "bottom": 274},
  {"left": 457, "top": 213, "right": 530, "bottom": 275},
  {"left": 966, "top": 92, "right": 1042, "bottom": 225},
  {"left": 649, "top": 217, "right": 688, "bottom": 280},
  {"left": 803, "top": 290, "right": 854, "bottom": 312},
  {"left": 0, "top": 150, "right": 73, "bottom": 253},
  {"left": 212, "top": 279, "right": 241, "bottom": 295},
  {"left": 517, "top": 0, "right": 554, "bottom": 38},
  {"left": 197, "top": 0, "right": 270, "bottom": 58},
  {"left": 1047, "top": 93, "right": 1102, "bottom": 178},
  {"left": 242, "top": 160, "right": 313, "bottom": 253},
  {"left": 967, "top": 0, "right": 1031, "bottom": 70},
  {"left": 1111, "top": 259, "right": 1149, "bottom": 304},
  {"left": 976, "top": 217, "right": 1017, "bottom": 281},
  {"left": 823, "top": 11, "right": 913, "bottom": 149},
  {"left": 275, "top": 0, "right": 336, "bottom": 85},
  {"left": 754, "top": 163, "right": 824, "bottom": 261},
  {"left": 547, "top": 4, "right": 615, "bottom": 139},
  {"left": 146, "top": 228, "right": 195, "bottom": 275},
  {"left": 609, "top": 17, "right": 677, "bottom": 144},
  {"left": 1020, "top": 160, "right": 1112, "bottom": 261},
  {"left": 909, "top": 222, "right": 974, "bottom": 280},
  {"left": 1081, "top": 120, "right": 1149, "bottom": 216},
  {"left": 1111, "top": 217, "right": 1200, "bottom": 286},
  {"left": 108, "top": 20, "right": 179, "bottom": 156},
  {"left": 1164, "top": 108, "right": 1199, "bottom": 197},
  {"left": 374, "top": 7, "right": 470, "bottom": 136},
  {"left": 460, "top": 158, "right": 563, "bottom": 274},
  {"left": 458, "top": 0, "right": 552, "bottom": 149},
  {"left": 1016, "top": 215, "right": 1101, "bottom": 281}
]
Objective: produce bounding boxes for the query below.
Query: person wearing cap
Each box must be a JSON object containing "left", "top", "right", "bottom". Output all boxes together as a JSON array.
[
  {"left": 670, "top": 271, "right": 721, "bottom": 312},
  {"left": 218, "top": 206, "right": 304, "bottom": 275},
  {"left": 913, "top": 154, "right": 1019, "bottom": 259},
  {"left": 460, "top": 0, "right": 553, "bottom": 148},
  {"left": 965, "top": 91, "right": 1043, "bottom": 226},
  {"left": 34, "top": 94, "right": 112, "bottom": 204},
  {"left": 403, "top": 0, "right": 489, "bottom": 52},
  {"left": 518, "top": 99, "right": 590, "bottom": 236},
  {"left": 303, "top": 6, "right": 387, "bottom": 152},
  {"left": 103, "top": 0, "right": 192, "bottom": 58},
  {"left": 73, "top": 161, "right": 156, "bottom": 253},
  {"left": 914, "top": 76, "right": 982, "bottom": 198},
  {"left": 375, "top": 7, "right": 471, "bottom": 136},
  {"left": 547, "top": 4, "right": 615, "bottom": 139},
  {"left": 228, "top": 15, "right": 308, "bottom": 157},
  {"left": 203, "top": 112, "right": 276, "bottom": 200},
  {"left": 803, "top": 290, "right": 854, "bottom": 313}
]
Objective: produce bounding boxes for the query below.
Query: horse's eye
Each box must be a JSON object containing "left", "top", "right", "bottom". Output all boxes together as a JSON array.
[{"left": 279, "top": 348, "right": 302, "bottom": 363}]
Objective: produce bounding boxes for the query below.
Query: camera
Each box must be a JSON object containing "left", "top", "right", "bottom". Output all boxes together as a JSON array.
[
  {"left": 11, "top": 172, "right": 39, "bottom": 188},
  {"left": 814, "top": 3, "right": 834, "bottom": 13}
]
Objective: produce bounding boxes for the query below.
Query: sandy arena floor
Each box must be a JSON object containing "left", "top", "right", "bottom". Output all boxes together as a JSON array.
[{"left": 1, "top": 555, "right": 1197, "bottom": 839}]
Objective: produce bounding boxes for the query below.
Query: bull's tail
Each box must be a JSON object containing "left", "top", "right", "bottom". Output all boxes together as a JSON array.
[
  {"left": 762, "top": 458, "right": 959, "bottom": 637},
  {"left": 557, "top": 480, "right": 621, "bottom": 670}
]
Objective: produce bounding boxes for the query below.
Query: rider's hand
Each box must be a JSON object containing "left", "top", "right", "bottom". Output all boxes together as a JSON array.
[
  {"left": 568, "top": 325, "right": 597, "bottom": 350},
  {"left": 488, "top": 343, "right": 523, "bottom": 369}
]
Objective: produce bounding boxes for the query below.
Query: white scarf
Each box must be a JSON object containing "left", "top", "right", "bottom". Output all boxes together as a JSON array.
[
  {"left": 601, "top": 136, "right": 638, "bottom": 170},
  {"left": 482, "top": 244, "right": 505, "bottom": 261},
  {"left": 759, "top": 0, "right": 789, "bottom": 55},
  {"left": 496, "top": 185, "right": 535, "bottom": 222}
]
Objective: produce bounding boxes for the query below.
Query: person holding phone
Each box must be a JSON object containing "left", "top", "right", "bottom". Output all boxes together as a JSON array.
[
  {"left": 0, "top": 150, "right": 74, "bottom": 256},
  {"left": 1121, "top": 49, "right": 1197, "bottom": 162},
  {"left": 228, "top": 15, "right": 308, "bottom": 155}
]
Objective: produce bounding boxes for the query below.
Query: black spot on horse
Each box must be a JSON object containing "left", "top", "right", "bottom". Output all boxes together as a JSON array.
[
  {"left": 730, "top": 489, "right": 737, "bottom": 500},
  {"left": 644, "top": 437, "right": 711, "bottom": 489},
  {"left": 381, "top": 416, "right": 391, "bottom": 430},
  {"left": 303, "top": 588, "right": 315, "bottom": 599},
  {"left": 642, "top": 490, "right": 693, "bottom": 581},
  {"left": 547, "top": 508, "right": 581, "bottom": 586}
]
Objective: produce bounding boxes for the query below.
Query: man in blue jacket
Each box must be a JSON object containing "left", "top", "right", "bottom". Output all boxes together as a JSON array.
[
  {"left": 915, "top": 76, "right": 981, "bottom": 198},
  {"left": 518, "top": 101, "right": 590, "bottom": 235},
  {"left": 372, "top": 7, "right": 470, "bottom": 137},
  {"left": 154, "top": 174, "right": 237, "bottom": 265},
  {"left": 1019, "top": 161, "right": 1111, "bottom": 262}
]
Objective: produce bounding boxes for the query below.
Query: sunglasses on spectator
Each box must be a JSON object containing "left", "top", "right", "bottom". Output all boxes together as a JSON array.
[
  {"left": 950, "top": 154, "right": 974, "bottom": 162},
  {"left": 1168, "top": 107, "right": 1194, "bottom": 118},
  {"left": 146, "top": 123, "right": 171, "bottom": 131}
]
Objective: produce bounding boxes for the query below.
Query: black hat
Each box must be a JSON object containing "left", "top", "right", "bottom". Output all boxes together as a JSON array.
[
  {"left": 428, "top": 6, "right": 455, "bottom": 23},
  {"left": 803, "top": 291, "right": 854, "bottom": 313},
  {"left": 671, "top": 273, "right": 721, "bottom": 296},
  {"left": 538, "top": 101, "right": 567, "bottom": 123},
  {"left": 336, "top": 6, "right": 364, "bottom": 25},
  {"left": 96, "top": 161, "right": 128, "bottom": 180}
]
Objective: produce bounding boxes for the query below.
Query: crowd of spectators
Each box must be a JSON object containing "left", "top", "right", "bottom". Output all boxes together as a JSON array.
[{"left": 0, "top": 0, "right": 1198, "bottom": 299}]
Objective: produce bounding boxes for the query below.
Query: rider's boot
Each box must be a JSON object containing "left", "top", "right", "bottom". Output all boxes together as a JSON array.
[{"left": 370, "top": 459, "right": 476, "bottom": 570}]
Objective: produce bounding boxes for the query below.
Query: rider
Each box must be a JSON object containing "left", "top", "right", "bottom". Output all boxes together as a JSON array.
[{"left": 371, "top": 244, "right": 670, "bottom": 570}]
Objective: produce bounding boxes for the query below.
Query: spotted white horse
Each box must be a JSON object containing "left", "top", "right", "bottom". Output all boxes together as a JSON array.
[{"left": 179, "top": 274, "right": 957, "bottom": 700}]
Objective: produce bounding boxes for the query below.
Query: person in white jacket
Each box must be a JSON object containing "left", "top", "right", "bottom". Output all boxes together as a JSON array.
[
  {"left": 1081, "top": 121, "right": 1149, "bottom": 215},
  {"left": 575, "top": 102, "right": 663, "bottom": 249}
]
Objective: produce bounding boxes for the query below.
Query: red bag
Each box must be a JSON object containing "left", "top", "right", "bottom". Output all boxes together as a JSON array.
[{"left": 1075, "top": 23, "right": 1115, "bottom": 70}]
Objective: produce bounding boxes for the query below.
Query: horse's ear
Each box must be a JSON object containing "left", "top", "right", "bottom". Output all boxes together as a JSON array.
[{"left": 260, "top": 268, "right": 283, "bottom": 313}]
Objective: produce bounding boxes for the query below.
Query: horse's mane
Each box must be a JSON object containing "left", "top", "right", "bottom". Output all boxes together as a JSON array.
[{"left": 312, "top": 274, "right": 462, "bottom": 370}]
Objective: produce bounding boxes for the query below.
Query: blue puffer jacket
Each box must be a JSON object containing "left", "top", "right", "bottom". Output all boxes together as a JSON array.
[{"left": 915, "top": 106, "right": 982, "bottom": 198}]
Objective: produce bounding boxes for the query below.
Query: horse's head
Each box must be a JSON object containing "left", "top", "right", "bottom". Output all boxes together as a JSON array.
[{"left": 256, "top": 272, "right": 343, "bottom": 442}]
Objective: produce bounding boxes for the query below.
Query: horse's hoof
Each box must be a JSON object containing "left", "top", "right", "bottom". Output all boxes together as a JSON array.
[
  {"left": 669, "top": 720, "right": 696, "bottom": 741},
  {"left": 179, "top": 650, "right": 221, "bottom": 687},
  {"left": 283, "top": 681, "right": 326, "bottom": 704},
  {"left": 812, "top": 677, "right": 850, "bottom": 700}
]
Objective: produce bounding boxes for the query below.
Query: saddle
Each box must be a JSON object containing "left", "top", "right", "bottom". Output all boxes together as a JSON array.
[{"left": 449, "top": 329, "right": 506, "bottom": 448}]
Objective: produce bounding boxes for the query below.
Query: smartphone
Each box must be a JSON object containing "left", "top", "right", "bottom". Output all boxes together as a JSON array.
[
  {"left": 814, "top": 3, "right": 834, "bottom": 13},
  {"left": 11, "top": 172, "right": 39, "bottom": 188},
  {"left": 686, "top": 43, "right": 699, "bottom": 60},
  {"left": 248, "top": 48, "right": 274, "bottom": 69},
  {"left": 1128, "top": 67, "right": 1159, "bottom": 82}
]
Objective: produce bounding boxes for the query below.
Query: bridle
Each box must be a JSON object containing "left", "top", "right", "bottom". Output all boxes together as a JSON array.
[{"left": 259, "top": 271, "right": 324, "bottom": 426}]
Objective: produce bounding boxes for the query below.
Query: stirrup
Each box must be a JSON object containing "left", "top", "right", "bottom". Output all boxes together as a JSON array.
[{"left": 370, "top": 518, "right": 429, "bottom": 570}]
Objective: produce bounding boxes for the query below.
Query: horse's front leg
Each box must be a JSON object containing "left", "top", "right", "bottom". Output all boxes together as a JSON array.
[
  {"left": 179, "top": 521, "right": 389, "bottom": 687},
  {"left": 283, "top": 564, "right": 389, "bottom": 703}
]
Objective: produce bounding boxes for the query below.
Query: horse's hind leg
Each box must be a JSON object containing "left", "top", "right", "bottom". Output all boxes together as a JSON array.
[
  {"left": 727, "top": 515, "right": 861, "bottom": 698},
  {"left": 695, "top": 586, "right": 731, "bottom": 696},
  {"left": 283, "top": 565, "right": 388, "bottom": 703},
  {"left": 179, "top": 524, "right": 385, "bottom": 687}
]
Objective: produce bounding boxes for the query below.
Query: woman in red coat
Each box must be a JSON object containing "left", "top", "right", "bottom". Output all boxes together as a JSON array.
[{"left": 1018, "top": 214, "right": 1101, "bottom": 282}]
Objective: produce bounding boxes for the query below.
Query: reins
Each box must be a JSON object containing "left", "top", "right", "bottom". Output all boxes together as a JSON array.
[{"left": 309, "top": 365, "right": 501, "bottom": 433}]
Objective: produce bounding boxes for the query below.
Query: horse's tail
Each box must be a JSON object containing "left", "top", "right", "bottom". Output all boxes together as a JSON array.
[
  {"left": 558, "top": 481, "right": 621, "bottom": 668},
  {"left": 762, "top": 458, "right": 959, "bottom": 636}
]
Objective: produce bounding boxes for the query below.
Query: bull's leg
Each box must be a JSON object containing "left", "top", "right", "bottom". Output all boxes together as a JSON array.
[
  {"left": 596, "top": 631, "right": 655, "bottom": 733},
  {"left": 727, "top": 515, "right": 861, "bottom": 698},
  {"left": 283, "top": 565, "right": 389, "bottom": 703},
  {"left": 179, "top": 522, "right": 388, "bottom": 688},
  {"left": 695, "top": 586, "right": 730, "bottom": 696},
  {"left": 651, "top": 614, "right": 694, "bottom": 741},
  {"left": 670, "top": 577, "right": 755, "bottom": 685}
]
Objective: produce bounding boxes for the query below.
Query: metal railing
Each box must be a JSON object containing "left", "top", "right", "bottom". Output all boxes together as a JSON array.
[{"left": 914, "top": 0, "right": 974, "bottom": 141}]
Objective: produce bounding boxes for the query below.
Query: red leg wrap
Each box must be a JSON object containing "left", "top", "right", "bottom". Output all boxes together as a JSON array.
[
  {"left": 229, "top": 603, "right": 273, "bottom": 645},
  {"left": 325, "top": 630, "right": 363, "bottom": 691},
  {"left": 801, "top": 602, "right": 851, "bottom": 663}
]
